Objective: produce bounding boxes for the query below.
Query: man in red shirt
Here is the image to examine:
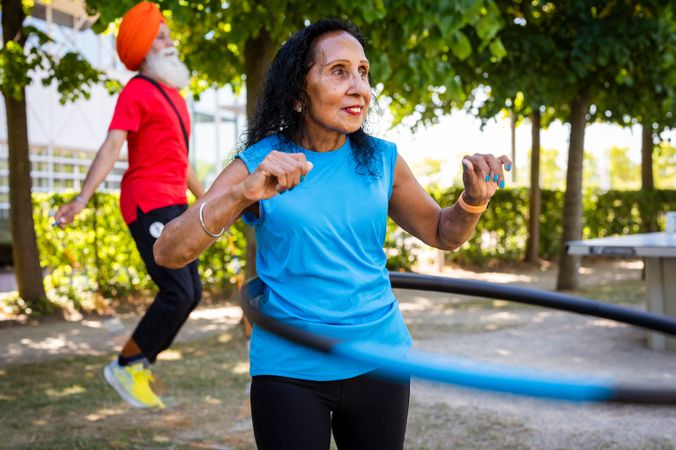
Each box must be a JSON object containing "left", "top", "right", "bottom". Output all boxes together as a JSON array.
[{"left": 55, "top": 2, "right": 204, "bottom": 409}]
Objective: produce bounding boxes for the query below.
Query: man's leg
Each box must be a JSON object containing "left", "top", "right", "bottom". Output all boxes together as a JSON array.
[
  {"left": 105, "top": 204, "right": 201, "bottom": 408},
  {"left": 151, "top": 257, "right": 202, "bottom": 358},
  {"left": 125, "top": 204, "right": 201, "bottom": 364}
]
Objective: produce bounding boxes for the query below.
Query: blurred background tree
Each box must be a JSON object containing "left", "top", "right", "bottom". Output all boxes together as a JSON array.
[
  {"left": 1, "top": 0, "right": 118, "bottom": 313},
  {"left": 444, "top": 0, "right": 675, "bottom": 288}
]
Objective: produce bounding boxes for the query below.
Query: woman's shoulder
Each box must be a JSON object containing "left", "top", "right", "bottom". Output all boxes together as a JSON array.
[
  {"left": 237, "top": 134, "right": 284, "bottom": 166},
  {"left": 364, "top": 135, "right": 398, "bottom": 163},
  {"left": 243, "top": 133, "right": 284, "bottom": 153},
  {"left": 365, "top": 135, "right": 397, "bottom": 153}
]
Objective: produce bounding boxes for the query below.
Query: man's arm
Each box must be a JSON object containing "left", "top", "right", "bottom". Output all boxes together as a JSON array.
[
  {"left": 187, "top": 165, "right": 205, "bottom": 199},
  {"left": 54, "top": 129, "right": 127, "bottom": 226}
]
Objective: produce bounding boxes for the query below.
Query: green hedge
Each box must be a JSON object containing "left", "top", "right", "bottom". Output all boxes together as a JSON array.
[
  {"left": 427, "top": 187, "right": 676, "bottom": 265},
  {"left": 31, "top": 189, "right": 676, "bottom": 307},
  {"left": 585, "top": 190, "right": 675, "bottom": 237},
  {"left": 33, "top": 192, "right": 246, "bottom": 308}
]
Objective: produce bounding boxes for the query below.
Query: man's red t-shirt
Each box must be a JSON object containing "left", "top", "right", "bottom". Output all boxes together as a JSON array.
[{"left": 109, "top": 77, "right": 191, "bottom": 224}]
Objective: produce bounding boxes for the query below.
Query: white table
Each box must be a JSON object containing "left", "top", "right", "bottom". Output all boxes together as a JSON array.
[{"left": 567, "top": 232, "right": 676, "bottom": 351}]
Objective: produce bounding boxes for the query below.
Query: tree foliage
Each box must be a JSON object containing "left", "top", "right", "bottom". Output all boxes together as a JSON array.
[
  {"left": 0, "top": 13, "right": 118, "bottom": 103},
  {"left": 608, "top": 146, "right": 641, "bottom": 190},
  {"left": 85, "top": 0, "right": 506, "bottom": 126},
  {"left": 448, "top": 0, "right": 675, "bottom": 289},
  {"left": 453, "top": 0, "right": 674, "bottom": 140}
]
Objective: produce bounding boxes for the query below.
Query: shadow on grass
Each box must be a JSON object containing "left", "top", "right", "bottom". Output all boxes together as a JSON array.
[
  {"left": 0, "top": 278, "right": 651, "bottom": 449},
  {"left": 0, "top": 331, "right": 255, "bottom": 449}
]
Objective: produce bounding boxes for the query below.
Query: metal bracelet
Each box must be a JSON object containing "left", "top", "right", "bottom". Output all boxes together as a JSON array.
[{"left": 199, "top": 201, "right": 225, "bottom": 239}]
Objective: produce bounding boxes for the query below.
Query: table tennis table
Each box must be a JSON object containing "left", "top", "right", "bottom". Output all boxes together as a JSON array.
[{"left": 567, "top": 232, "right": 676, "bottom": 351}]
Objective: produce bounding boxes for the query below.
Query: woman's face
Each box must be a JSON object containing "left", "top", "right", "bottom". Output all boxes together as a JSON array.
[{"left": 303, "top": 31, "right": 371, "bottom": 142}]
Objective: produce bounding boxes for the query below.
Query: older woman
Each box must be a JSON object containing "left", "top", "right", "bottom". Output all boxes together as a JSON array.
[{"left": 154, "top": 18, "right": 510, "bottom": 450}]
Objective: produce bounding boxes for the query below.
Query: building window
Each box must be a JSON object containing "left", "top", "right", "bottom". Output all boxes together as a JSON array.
[{"left": 0, "top": 144, "right": 128, "bottom": 217}]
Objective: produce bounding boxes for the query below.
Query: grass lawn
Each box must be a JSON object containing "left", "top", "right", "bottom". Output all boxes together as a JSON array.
[
  {"left": 0, "top": 278, "right": 652, "bottom": 449},
  {"left": 0, "top": 329, "right": 254, "bottom": 449}
]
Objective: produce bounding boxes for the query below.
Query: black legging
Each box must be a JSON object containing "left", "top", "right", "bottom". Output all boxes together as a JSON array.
[{"left": 250, "top": 370, "right": 410, "bottom": 450}]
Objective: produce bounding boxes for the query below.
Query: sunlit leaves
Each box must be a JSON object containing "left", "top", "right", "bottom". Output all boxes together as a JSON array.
[
  {"left": 451, "top": 31, "right": 472, "bottom": 60},
  {"left": 475, "top": 2, "right": 503, "bottom": 41},
  {"left": 488, "top": 38, "right": 506, "bottom": 59},
  {"left": 82, "top": 0, "right": 504, "bottom": 129},
  {"left": 0, "top": 13, "right": 120, "bottom": 103},
  {"left": 449, "top": 0, "right": 675, "bottom": 135},
  {"left": 42, "top": 52, "right": 121, "bottom": 104},
  {"left": 20, "top": 0, "right": 34, "bottom": 14},
  {"left": 0, "top": 41, "right": 33, "bottom": 99}
]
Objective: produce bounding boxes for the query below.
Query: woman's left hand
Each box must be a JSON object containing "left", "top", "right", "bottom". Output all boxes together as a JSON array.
[{"left": 461, "top": 153, "right": 512, "bottom": 205}]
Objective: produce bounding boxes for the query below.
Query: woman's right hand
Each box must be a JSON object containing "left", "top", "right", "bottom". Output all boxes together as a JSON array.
[{"left": 240, "top": 151, "right": 313, "bottom": 202}]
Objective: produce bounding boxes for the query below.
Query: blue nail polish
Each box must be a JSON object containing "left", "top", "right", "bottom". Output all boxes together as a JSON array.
[
  {"left": 493, "top": 174, "right": 499, "bottom": 182},
  {"left": 485, "top": 175, "right": 490, "bottom": 181},
  {"left": 300, "top": 175, "right": 306, "bottom": 182},
  {"left": 462, "top": 162, "right": 467, "bottom": 171},
  {"left": 506, "top": 164, "right": 511, "bottom": 171},
  {"left": 499, "top": 180, "right": 505, "bottom": 189}
]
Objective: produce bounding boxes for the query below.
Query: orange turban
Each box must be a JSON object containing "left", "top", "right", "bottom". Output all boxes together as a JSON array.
[{"left": 116, "top": 2, "right": 167, "bottom": 71}]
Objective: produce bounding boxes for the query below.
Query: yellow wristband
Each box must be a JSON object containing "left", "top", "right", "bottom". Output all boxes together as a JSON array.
[{"left": 457, "top": 192, "right": 489, "bottom": 214}]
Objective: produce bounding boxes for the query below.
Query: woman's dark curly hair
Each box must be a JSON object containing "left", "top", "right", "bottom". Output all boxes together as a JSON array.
[{"left": 244, "top": 18, "right": 380, "bottom": 176}]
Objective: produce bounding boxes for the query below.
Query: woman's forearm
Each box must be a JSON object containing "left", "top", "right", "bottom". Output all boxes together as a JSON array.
[
  {"left": 436, "top": 202, "right": 483, "bottom": 251},
  {"left": 153, "top": 183, "right": 252, "bottom": 269}
]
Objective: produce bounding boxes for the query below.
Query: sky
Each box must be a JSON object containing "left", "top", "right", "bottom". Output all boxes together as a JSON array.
[{"left": 383, "top": 111, "right": 675, "bottom": 190}]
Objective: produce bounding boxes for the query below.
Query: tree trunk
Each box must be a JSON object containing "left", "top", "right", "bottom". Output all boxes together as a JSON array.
[
  {"left": 640, "top": 124, "right": 657, "bottom": 232},
  {"left": 556, "top": 90, "right": 589, "bottom": 291},
  {"left": 2, "top": 0, "right": 49, "bottom": 311},
  {"left": 510, "top": 110, "right": 517, "bottom": 183},
  {"left": 243, "top": 29, "right": 276, "bottom": 282},
  {"left": 525, "top": 110, "right": 541, "bottom": 263},
  {"left": 641, "top": 124, "right": 654, "bottom": 191},
  {"left": 239, "top": 30, "right": 275, "bottom": 336}
]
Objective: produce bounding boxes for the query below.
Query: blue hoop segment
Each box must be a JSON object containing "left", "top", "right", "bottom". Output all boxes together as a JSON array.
[{"left": 240, "top": 273, "right": 676, "bottom": 404}]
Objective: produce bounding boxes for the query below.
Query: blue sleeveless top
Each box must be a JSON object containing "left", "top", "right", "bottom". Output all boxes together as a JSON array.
[{"left": 236, "top": 133, "right": 412, "bottom": 381}]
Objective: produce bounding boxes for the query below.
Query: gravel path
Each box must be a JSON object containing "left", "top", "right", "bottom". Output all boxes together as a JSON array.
[
  {"left": 395, "top": 260, "right": 676, "bottom": 449},
  {"left": 2, "top": 260, "right": 675, "bottom": 449}
]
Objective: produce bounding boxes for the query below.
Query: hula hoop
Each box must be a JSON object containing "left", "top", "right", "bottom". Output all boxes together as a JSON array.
[{"left": 240, "top": 272, "right": 676, "bottom": 404}]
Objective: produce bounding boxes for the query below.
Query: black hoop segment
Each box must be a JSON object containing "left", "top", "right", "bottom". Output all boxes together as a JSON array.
[
  {"left": 240, "top": 273, "right": 676, "bottom": 404},
  {"left": 389, "top": 272, "right": 676, "bottom": 337}
]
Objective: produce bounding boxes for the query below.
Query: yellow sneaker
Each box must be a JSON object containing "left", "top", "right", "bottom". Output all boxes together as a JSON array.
[{"left": 103, "top": 360, "right": 165, "bottom": 409}]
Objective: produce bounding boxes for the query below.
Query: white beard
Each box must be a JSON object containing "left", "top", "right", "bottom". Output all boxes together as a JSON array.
[{"left": 144, "top": 47, "right": 190, "bottom": 90}]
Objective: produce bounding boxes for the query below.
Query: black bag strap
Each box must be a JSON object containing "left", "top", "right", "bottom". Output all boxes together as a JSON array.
[{"left": 133, "top": 74, "right": 189, "bottom": 153}]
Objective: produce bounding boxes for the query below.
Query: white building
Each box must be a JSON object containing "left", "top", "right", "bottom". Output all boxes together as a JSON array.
[{"left": 0, "top": 0, "right": 246, "bottom": 245}]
